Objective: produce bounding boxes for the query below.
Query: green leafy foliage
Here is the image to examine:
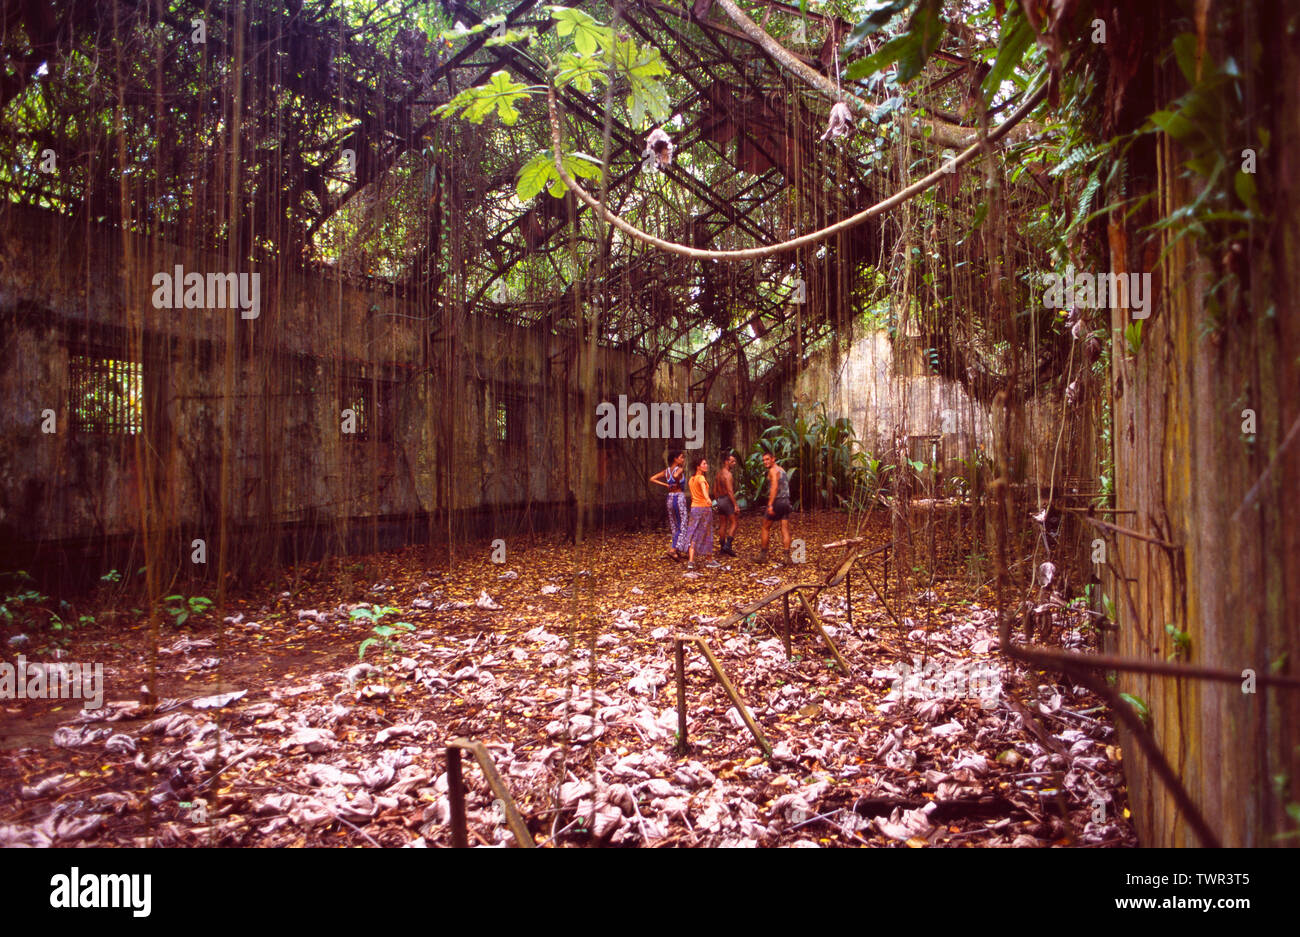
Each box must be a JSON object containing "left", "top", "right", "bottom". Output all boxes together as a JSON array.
[
  {"left": 547, "top": 9, "right": 668, "bottom": 125},
  {"left": 161, "top": 595, "right": 213, "bottom": 628},
  {"left": 1140, "top": 30, "right": 1262, "bottom": 323},
  {"left": 553, "top": 52, "right": 609, "bottom": 94},
  {"left": 844, "top": 32, "right": 918, "bottom": 81},
  {"left": 1165, "top": 623, "right": 1191, "bottom": 660},
  {"left": 548, "top": 6, "right": 614, "bottom": 55},
  {"left": 610, "top": 37, "right": 671, "bottom": 127},
  {"left": 516, "top": 150, "right": 603, "bottom": 201},
  {"left": 436, "top": 70, "right": 532, "bottom": 126},
  {"left": 1, "top": 573, "right": 53, "bottom": 632},
  {"left": 1120, "top": 692, "right": 1151, "bottom": 725},
  {"left": 982, "top": 8, "right": 1033, "bottom": 95},
  {"left": 1124, "top": 319, "right": 1143, "bottom": 356},
  {"left": 845, "top": 0, "right": 915, "bottom": 50},
  {"left": 353, "top": 605, "right": 416, "bottom": 666},
  {"left": 844, "top": 0, "right": 941, "bottom": 83},
  {"left": 744, "top": 402, "right": 890, "bottom": 512}
]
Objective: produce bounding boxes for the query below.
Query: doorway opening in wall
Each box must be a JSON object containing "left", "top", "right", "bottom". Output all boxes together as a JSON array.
[{"left": 719, "top": 417, "right": 736, "bottom": 457}]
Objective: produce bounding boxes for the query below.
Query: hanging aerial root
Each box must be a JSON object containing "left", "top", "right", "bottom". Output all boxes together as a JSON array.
[{"left": 545, "top": 82, "right": 1048, "bottom": 261}]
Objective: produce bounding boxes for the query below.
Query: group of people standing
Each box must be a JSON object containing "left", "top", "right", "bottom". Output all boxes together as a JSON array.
[{"left": 649, "top": 449, "right": 794, "bottom": 570}]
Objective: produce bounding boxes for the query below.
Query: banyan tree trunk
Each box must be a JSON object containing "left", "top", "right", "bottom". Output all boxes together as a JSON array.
[{"left": 1104, "top": 0, "right": 1299, "bottom": 847}]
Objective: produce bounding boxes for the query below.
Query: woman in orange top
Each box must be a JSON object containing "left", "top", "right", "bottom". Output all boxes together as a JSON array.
[{"left": 682, "top": 456, "right": 714, "bottom": 569}]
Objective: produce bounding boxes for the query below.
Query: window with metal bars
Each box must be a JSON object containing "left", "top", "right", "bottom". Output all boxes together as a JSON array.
[
  {"left": 69, "top": 354, "right": 143, "bottom": 434},
  {"left": 342, "top": 377, "right": 394, "bottom": 441},
  {"left": 483, "top": 385, "right": 524, "bottom": 449}
]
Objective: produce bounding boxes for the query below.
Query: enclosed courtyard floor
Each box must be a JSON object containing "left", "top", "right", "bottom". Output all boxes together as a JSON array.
[{"left": 0, "top": 510, "right": 1135, "bottom": 847}]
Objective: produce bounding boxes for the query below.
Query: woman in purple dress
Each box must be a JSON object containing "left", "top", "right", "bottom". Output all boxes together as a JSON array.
[{"left": 649, "top": 449, "right": 689, "bottom": 558}]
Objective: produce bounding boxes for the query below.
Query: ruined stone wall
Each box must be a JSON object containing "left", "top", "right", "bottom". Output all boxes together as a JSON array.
[
  {"left": 0, "top": 204, "right": 680, "bottom": 571},
  {"left": 792, "top": 329, "right": 991, "bottom": 464}
]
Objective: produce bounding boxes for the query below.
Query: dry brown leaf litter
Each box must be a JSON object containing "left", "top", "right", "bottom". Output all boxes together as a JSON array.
[{"left": 0, "top": 512, "right": 1135, "bottom": 848}]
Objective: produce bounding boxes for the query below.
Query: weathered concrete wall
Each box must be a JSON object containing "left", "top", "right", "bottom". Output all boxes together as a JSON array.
[
  {"left": 0, "top": 203, "right": 691, "bottom": 573},
  {"left": 792, "top": 329, "right": 991, "bottom": 465}
]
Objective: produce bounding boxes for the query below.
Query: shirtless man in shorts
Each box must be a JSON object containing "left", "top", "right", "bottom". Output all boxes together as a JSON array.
[{"left": 714, "top": 451, "right": 739, "bottom": 556}]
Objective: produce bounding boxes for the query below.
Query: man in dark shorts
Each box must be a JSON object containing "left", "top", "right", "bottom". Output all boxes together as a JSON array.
[
  {"left": 714, "top": 451, "right": 739, "bottom": 556},
  {"left": 759, "top": 451, "right": 792, "bottom": 565}
]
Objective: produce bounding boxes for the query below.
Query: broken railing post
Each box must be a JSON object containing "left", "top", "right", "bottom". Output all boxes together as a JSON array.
[
  {"left": 446, "top": 744, "right": 468, "bottom": 848},
  {"left": 674, "top": 638, "right": 688, "bottom": 754},
  {"left": 781, "top": 593, "right": 792, "bottom": 658},
  {"left": 670, "top": 635, "right": 773, "bottom": 760},
  {"left": 691, "top": 637, "right": 773, "bottom": 759},
  {"left": 797, "top": 591, "right": 850, "bottom": 675},
  {"left": 444, "top": 738, "right": 536, "bottom": 848}
]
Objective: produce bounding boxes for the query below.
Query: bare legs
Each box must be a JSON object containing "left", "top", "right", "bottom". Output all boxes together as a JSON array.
[{"left": 759, "top": 515, "right": 791, "bottom": 561}]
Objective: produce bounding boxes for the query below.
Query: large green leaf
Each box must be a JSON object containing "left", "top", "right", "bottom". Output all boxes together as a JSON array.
[
  {"left": 549, "top": 6, "right": 613, "bottom": 55},
  {"left": 844, "top": 32, "right": 918, "bottom": 80},
  {"left": 1233, "top": 169, "right": 1258, "bottom": 213},
  {"left": 1119, "top": 692, "right": 1151, "bottom": 722},
  {"left": 982, "top": 8, "right": 1033, "bottom": 95},
  {"left": 516, "top": 151, "right": 604, "bottom": 201},
  {"left": 845, "top": 0, "right": 915, "bottom": 50},
  {"left": 1148, "top": 108, "right": 1196, "bottom": 142},
  {"left": 554, "top": 52, "right": 609, "bottom": 94},
  {"left": 610, "top": 38, "right": 670, "bottom": 126},
  {"left": 517, "top": 153, "right": 557, "bottom": 201},
  {"left": 436, "top": 71, "right": 532, "bottom": 125},
  {"left": 1172, "top": 32, "right": 1199, "bottom": 85},
  {"left": 896, "top": 0, "right": 943, "bottom": 83}
]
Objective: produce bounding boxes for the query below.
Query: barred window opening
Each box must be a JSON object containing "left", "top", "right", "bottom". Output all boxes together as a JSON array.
[{"left": 70, "top": 354, "right": 143, "bottom": 434}]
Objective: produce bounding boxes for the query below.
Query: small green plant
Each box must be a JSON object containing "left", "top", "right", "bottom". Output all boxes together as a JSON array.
[
  {"left": 1165, "top": 623, "right": 1191, "bottom": 660},
  {"left": 353, "top": 605, "right": 415, "bottom": 666},
  {"left": 943, "top": 473, "right": 970, "bottom": 499},
  {"left": 100, "top": 569, "right": 122, "bottom": 583},
  {"left": 1275, "top": 761, "right": 1300, "bottom": 841},
  {"left": 1124, "top": 319, "right": 1143, "bottom": 356},
  {"left": 1, "top": 572, "right": 55, "bottom": 631},
  {"left": 45, "top": 610, "right": 95, "bottom": 648},
  {"left": 162, "top": 595, "right": 214, "bottom": 628},
  {"left": 1120, "top": 692, "right": 1151, "bottom": 725}
]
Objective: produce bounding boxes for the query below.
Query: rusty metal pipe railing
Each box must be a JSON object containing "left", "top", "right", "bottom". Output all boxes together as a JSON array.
[
  {"left": 445, "top": 738, "right": 535, "bottom": 848},
  {"left": 781, "top": 592, "right": 792, "bottom": 657},
  {"left": 675, "top": 640, "right": 688, "bottom": 754},
  {"left": 673, "top": 635, "right": 773, "bottom": 759},
  {"left": 797, "top": 591, "right": 850, "bottom": 675}
]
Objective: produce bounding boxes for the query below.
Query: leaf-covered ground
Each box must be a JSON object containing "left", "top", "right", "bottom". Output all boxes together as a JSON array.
[{"left": 0, "top": 510, "right": 1136, "bottom": 847}]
